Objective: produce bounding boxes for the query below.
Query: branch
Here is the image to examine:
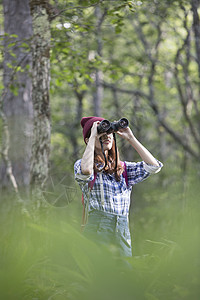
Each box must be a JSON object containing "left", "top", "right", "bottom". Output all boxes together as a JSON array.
[
  {"left": 154, "top": 111, "right": 199, "bottom": 160},
  {"left": 139, "top": 17, "right": 199, "bottom": 159},
  {"left": 133, "top": 14, "right": 152, "bottom": 61},
  {"left": 50, "top": 1, "right": 102, "bottom": 19},
  {"left": 174, "top": 7, "right": 200, "bottom": 147},
  {"left": 102, "top": 81, "right": 149, "bottom": 98},
  {"left": 103, "top": 81, "right": 199, "bottom": 159}
]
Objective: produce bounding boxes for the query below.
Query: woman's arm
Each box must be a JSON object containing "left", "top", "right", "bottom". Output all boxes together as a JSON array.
[
  {"left": 81, "top": 122, "right": 98, "bottom": 175},
  {"left": 117, "top": 127, "right": 159, "bottom": 167}
]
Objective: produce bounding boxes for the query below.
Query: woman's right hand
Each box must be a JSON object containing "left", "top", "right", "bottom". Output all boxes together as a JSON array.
[{"left": 90, "top": 121, "right": 100, "bottom": 138}]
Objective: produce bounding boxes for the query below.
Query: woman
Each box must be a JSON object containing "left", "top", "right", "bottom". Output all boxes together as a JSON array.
[{"left": 74, "top": 116, "right": 163, "bottom": 257}]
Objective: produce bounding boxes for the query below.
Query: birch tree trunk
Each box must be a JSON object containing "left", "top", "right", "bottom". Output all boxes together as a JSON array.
[
  {"left": 29, "top": 0, "right": 51, "bottom": 200},
  {"left": 1, "top": 0, "right": 33, "bottom": 191}
]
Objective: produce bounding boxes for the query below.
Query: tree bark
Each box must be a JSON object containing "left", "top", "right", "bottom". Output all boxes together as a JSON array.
[
  {"left": 1, "top": 0, "right": 33, "bottom": 191},
  {"left": 29, "top": 0, "right": 51, "bottom": 196},
  {"left": 191, "top": 0, "right": 200, "bottom": 78}
]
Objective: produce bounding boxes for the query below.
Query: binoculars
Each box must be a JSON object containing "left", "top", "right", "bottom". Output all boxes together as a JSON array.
[{"left": 97, "top": 118, "right": 129, "bottom": 134}]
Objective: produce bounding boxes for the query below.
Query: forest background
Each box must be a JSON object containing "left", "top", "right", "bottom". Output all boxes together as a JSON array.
[{"left": 0, "top": 0, "right": 199, "bottom": 300}]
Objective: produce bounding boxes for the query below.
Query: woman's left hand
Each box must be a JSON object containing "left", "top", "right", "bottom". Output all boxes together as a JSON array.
[{"left": 116, "top": 127, "right": 134, "bottom": 141}]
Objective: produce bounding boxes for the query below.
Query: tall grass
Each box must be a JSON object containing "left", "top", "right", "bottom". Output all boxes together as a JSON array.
[{"left": 0, "top": 170, "right": 199, "bottom": 300}]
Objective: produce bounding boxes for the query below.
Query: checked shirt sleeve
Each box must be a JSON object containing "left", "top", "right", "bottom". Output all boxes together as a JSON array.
[
  {"left": 125, "top": 160, "right": 163, "bottom": 186},
  {"left": 74, "top": 159, "right": 94, "bottom": 184},
  {"left": 125, "top": 161, "right": 151, "bottom": 186},
  {"left": 143, "top": 161, "right": 163, "bottom": 174}
]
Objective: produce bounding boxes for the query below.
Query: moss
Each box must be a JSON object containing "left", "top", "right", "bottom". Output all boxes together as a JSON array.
[
  {"left": 29, "top": 0, "right": 55, "bottom": 21},
  {"left": 32, "top": 8, "right": 50, "bottom": 40}
]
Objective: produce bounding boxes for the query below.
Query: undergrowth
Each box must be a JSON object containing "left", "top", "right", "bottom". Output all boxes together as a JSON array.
[{"left": 0, "top": 169, "right": 199, "bottom": 300}]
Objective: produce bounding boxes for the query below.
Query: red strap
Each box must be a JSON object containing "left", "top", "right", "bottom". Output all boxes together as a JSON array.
[
  {"left": 81, "top": 194, "right": 84, "bottom": 205},
  {"left": 122, "top": 161, "right": 128, "bottom": 186},
  {"left": 88, "top": 172, "right": 97, "bottom": 190}
]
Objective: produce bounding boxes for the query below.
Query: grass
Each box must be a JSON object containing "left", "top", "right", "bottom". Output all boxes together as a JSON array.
[{"left": 0, "top": 170, "right": 199, "bottom": 300}]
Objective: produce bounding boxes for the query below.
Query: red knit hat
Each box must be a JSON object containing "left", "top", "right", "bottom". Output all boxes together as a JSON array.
[{"left": 81, "top": 116, "right": 105, "bottom": 142}]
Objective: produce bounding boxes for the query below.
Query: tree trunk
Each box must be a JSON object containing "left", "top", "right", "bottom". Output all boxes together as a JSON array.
[
  {"left": 29, "top": 0, "right": 51, "bottom": 197},
  {"left": 1, "top": 0, "right": 33, "bottom": 191},
  {"left": 93, "top": 6, "right": 106, "bottom": 117},
  {"left": 191, "top": 0, "right": 200, "bottom": 78}
]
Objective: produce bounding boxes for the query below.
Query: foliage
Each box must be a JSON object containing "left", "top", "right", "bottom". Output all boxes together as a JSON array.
[
  {"left": 48, "top": 0, "right": 200, "bottom": 180},
  {"left": 0, "top": 168, "right": 199, "bottom": 300},
  {"left": 0, "top": 0, "right": 199, "bottom": 190},
  {"left": 0, "top": 2, "right": 199, "bottom": 299}
]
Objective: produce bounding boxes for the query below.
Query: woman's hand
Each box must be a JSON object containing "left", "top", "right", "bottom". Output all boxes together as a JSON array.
[
  {"left": 117, "top": 126, "right": 159, "bottom": 167},
  {"left": 116, "top": 127, "right": 134, "bottom": 141},
  {"left": 89, "top": 121, "right": 111, "bottom": 140},
  {"left": 85, "top": 121, "right": 100, "bottom": 143},
  {"left": 90, "top": 121, "right": 98, "bottom": 137}
]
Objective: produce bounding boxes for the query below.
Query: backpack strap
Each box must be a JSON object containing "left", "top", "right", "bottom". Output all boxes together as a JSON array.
[
  {"left": 88, "top": 172, "right": 97, "bottom": 190},
  {"left": 81, "top": 172, "right": 97, "bottom": 231}
]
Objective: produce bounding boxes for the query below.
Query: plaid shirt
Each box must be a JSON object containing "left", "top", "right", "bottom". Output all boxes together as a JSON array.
[{"left": 74, "top": 159, "right": 162, "bottom": 217}]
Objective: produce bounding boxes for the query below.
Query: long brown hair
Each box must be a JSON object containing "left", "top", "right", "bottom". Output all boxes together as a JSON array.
[{"left": 86, "top": 129, "right": 124, "bottom": 181}]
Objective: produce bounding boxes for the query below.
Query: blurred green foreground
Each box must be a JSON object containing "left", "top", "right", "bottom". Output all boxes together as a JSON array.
[{"left": 0, "top": 171, "right": 199, "bottom": 300}]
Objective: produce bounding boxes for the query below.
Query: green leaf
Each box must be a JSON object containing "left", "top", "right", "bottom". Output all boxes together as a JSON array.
[
  {"left": 6, "top": 62, "right": 13, "bottom": 69},
  {"left": 8, "top": 50, "right": 16, "bottom": 58},
  {"left": 21, "top": 42, "right": 29, "bottom": 49},
  {"left": 10, "top": 34, "right": 18, "bottom": 38},
  {"left": 10, "top": 84, "right": 19, "bottom": 96}
]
